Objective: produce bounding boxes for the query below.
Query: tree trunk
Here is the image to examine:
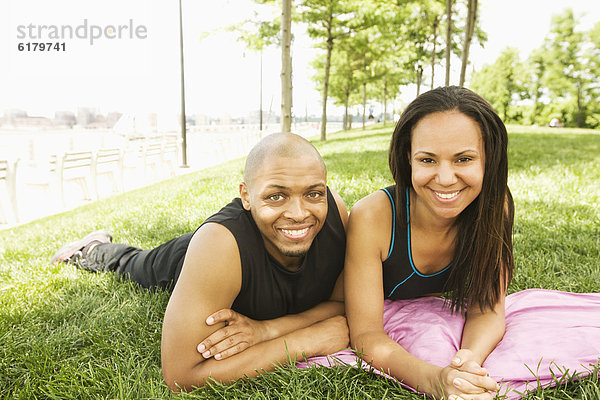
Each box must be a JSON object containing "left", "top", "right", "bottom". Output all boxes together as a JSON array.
[
  {"left": 383, "top": 78, "right": 388, "bottom": 127},
  {"left": 320, "top": 15, "right": 334, "bottom": 141},
  {"left": 431, "top": 17, "right": 438, "bottom": 90},
  {"left": 459, "top": 0, "right": 477, "bottom": 87},
  {"left": 280, "top": 0, "right": 293, "bottom": 133},
  {"left": 445, "top": 0, "right": 452, "bottom": 86},
  {"left": 362, "top": 82, "right": 367, "bottom": 130},
  {"left": 532, "top": 86, "right": 539, "bottom": 124},
  {"left": 344, "top": 92, "right": 349, "bottom": 130},
  {"left": 416, "top": 64, "right": 423, "bottom": 96},
  {"left": 576, "top": 81, "right": 584, "bottom": 127}
]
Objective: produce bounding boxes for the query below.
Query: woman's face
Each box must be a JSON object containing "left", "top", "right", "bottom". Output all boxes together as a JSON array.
[{"left": 409, "top": 110, "right": 485, "bottom": 221}]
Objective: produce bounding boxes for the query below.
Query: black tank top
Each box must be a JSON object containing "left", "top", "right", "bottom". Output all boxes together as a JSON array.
[
  {"left": 201, "top": 188, "right": 346, "bottom": 320},
  {"left": 381, "top": 185, "right": 452, "bottom": 300}
]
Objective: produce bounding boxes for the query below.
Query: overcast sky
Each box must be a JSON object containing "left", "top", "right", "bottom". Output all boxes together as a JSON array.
[{"left": 0, "top": 0, "right": 598, "bottom": 120}]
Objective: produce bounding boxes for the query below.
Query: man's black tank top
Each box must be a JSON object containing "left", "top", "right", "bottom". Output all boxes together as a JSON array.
[
  {"left": 381, "top": 185, "right": 452, "bottom": 300},
  {"left": 201, "top": 187, "right": 346, "bottom": 320}
]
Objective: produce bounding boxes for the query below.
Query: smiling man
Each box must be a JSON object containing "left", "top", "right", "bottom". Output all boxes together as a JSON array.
[{"left": 50, "top": 133, "right": 349, "bottom": 391}]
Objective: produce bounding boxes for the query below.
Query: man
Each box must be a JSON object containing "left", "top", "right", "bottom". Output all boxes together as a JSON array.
[{"left": 51, "top": 133, "right": 349, "bottom": 391}]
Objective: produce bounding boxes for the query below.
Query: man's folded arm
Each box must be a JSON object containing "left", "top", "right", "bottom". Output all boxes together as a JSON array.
[
  {"left": 160, "top": 223, "right": 348, "bottom": 391},
  {"left": 196, "top": 188, "right": 348, "bottom": 361}
]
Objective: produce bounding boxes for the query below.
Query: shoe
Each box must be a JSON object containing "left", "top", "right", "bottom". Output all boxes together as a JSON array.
[{"left": 50, "top": 230, "right": 113, "bottom": 265}]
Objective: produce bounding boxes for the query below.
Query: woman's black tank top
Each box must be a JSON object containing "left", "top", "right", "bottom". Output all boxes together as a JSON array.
[{"left": 381, "top": 185, "right": 452, "bottom": 300}]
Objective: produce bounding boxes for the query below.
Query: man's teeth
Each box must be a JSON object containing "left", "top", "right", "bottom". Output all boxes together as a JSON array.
[
  {"left": 435, "top": 191, "right": 460, "bottom": 199},
  {"left": 281, "top": 227, "right": 309, "bottom": 236}
]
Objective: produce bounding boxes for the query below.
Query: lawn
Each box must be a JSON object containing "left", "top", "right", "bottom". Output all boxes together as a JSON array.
[{"left": 0, "top": 125, "right": 598, "bottom": 399}]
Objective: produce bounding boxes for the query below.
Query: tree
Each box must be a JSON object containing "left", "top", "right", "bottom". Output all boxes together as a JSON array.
[
  {"left": 313, "top": 37, "right": 361, "bottom": 130},
  {"left": 459, "top": 0, "right": 477, "bottom": 86},
  {"left": 352, "top": 28, "right": 380, "bottom": 129},
  {"left": 539, "top": 9, "right": 592, "bottom": 127},
  {"left": 585, "top": 21, "right": 600, "bottom": 127},
  {"left": 301, "top": 0, "right": 354, "bottom": 140},
  {"left": 524, "top": 47, "right": 547, "bottom": 125},
  {"left": 281, "top": 0, "right": 293, "bottom": 132},
  {"left": 229, "top": 13, "right": 281, "bottom": 131},
  {"left": 402, "top": 0, "right": 445, "bottom": 93},
  {"left": 370, "top": 62, "right": 406, "bottom": 126},
  {"left": 469, "top": 47, "right": 526, "bottom": 121},
  {"left": 445, "top": 0, "right": 452, "bottom": 85}
]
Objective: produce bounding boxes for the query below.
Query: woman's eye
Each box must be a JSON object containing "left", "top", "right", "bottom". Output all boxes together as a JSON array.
[
  {"left": 457, "top": 157, "right": 472, "bottom": 163},
  {"left": 420, "top": 158, "right": 435, "bottom": 164},
  {"left": 307, "top": 192, "right": 323, "bottom": 199}
]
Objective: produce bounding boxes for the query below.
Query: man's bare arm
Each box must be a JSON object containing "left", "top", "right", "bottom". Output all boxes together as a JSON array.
[
  {"left": 161, "top": 223, "right": 348, "bottom": 391},
  {"left": 198, "top": 273, "right": 345, "bottom": 360}
]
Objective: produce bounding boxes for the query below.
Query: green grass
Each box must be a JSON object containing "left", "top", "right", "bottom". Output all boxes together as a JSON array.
[{"left": 1, "top": 124, "right": 599, "bottom": 399}]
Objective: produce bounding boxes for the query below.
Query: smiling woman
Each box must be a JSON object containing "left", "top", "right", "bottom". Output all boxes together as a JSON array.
[
  {"left": 345, "top": 86, "right": 513, "bottom": 400},
  {"left": 409, "top": 110, "right": 485, "bottom": 222}
]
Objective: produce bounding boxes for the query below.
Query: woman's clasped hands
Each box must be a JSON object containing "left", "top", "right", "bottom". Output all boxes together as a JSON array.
[{"left": 434, "top": 349, "right": 499, "bottom": 400}]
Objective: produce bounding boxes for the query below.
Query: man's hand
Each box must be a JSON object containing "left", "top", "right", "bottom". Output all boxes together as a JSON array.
[{"left": 197, "top": 309, "right": 269, "bottom": 360}]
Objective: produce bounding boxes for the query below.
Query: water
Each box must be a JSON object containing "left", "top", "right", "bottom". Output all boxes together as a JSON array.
[{"left": 0, "top": 122, "right": 339, "bottom": 228}]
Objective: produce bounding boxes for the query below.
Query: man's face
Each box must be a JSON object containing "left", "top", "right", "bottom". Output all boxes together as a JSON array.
[{"left": 240, "top": 154, "right": 328, "bottom": 270}]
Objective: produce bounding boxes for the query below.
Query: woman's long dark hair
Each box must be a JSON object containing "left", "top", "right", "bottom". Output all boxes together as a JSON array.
[{"left": 389, "top": 86, "right": 514, "bottom": 312}]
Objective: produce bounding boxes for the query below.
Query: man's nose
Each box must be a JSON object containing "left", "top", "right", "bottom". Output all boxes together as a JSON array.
[{"left": 285, "top": 197, "right": 310, "bottom": 221}]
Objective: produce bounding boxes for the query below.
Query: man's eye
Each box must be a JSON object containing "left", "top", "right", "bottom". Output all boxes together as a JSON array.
[
  {"left": 268, "top": 194, "right": 283, "bottom": 201},
  {"left": 307, "top": 192, "right": 323, "bottom": 199}
]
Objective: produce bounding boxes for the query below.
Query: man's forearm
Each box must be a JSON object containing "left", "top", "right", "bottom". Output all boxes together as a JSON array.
[
  {"left": 169, "top": 316, "right": 347, "bottom": 391},
  {"left": 262, "top": 300, "right": 344, "bottom": 341}
]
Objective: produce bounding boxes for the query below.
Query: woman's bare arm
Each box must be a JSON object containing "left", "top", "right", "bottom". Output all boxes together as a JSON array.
[{"left": 345, "top": 193, "right": 498, "bottom": 399}]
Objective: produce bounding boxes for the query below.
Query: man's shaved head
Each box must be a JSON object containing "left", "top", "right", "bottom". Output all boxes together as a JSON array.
[{"left": 243, "top": 133, "right": 326, "bottom": 187}]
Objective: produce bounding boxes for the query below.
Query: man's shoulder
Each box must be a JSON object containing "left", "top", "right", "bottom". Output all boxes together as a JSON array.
[
  {"left": 203, "top": 198, "right": 246, "bottom": 225},
  {"left": 198, "top": 198, "right": 262, "bottom": 256}
]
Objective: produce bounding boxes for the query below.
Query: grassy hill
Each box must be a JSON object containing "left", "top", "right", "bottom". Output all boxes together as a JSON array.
[{"left": 1, "top": 125, "right": 598, "bottom": 399}]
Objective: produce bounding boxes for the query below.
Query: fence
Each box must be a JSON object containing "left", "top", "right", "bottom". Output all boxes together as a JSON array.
[{"left": 0, "top": 122, "right": 337, "bottom": 227}]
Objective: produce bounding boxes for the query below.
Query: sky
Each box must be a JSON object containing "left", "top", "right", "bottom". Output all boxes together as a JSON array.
[{"left": 0, "top": 0, "right": 598, "bottom": 122}]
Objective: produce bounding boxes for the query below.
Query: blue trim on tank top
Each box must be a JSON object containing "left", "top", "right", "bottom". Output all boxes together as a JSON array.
[
  {"left": 381, "top": 187, "right": 395, "bottom": 261},
  {"left": 385, "top": 187, "right": 452, "bottom": 297}
]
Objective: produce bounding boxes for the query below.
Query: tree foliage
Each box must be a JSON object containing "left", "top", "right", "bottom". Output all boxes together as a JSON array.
[
  {"left": 471, "top": 9, "right": 599, "bottom": 128},
  {"left": 470, "top": 47, "right": 527, "bottom": 121},
  {"left": 300, "top": 0, "right": 356, "bottom": 139},
  {"left": 231, "top": 2, "right": 598, "bottom": 133}
]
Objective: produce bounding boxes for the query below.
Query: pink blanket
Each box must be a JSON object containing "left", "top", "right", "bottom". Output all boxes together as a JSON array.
[{"left": 296, "top": 289, "right": 600, "bottom": 399}]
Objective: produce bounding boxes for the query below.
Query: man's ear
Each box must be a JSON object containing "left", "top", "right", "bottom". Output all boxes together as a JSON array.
[{"left": 239, "top": 182, "right": 251, "bottom": 210}]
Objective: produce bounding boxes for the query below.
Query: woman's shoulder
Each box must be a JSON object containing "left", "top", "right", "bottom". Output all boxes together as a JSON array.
[{"left": 350, "top": 188, "right": 394, "bottom": 221}]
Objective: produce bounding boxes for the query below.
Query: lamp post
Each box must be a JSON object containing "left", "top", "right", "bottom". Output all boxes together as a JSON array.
[
  {"left": 178, "top": 0, "right": 188, "bottom": 167},
  {"left": 260, "top": 49, "right": 263, "bottom": 133}
]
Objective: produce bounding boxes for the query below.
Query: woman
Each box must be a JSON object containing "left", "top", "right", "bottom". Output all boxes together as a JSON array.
[{"left": 345, "top": 86, "right": 513, "bottom": 400}]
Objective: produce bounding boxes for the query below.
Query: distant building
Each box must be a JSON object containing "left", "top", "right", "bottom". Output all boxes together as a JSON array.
[
  {"left": 16, "top": 116, "right": 54, "bottom": 128},
  {"left": 106, "top": 112, "right": 123, "bottom": 129},
  {"left": 2, "top": 109, "right": 28, "bottom": 127},
  {"left": 77, "top": 107, "right": 95, "bottom": 127},
  {"left": 54, "top": 111, "right": 77, "bottom": 128},
  {"left": 219, "top": 114, "right": 232, "bottom": 125},
  {"left": 1, "top": 110, "right": 53, "bottom": 128},
  {"left": 193, "top": 114, "right": 209, "bottom": 126}
]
